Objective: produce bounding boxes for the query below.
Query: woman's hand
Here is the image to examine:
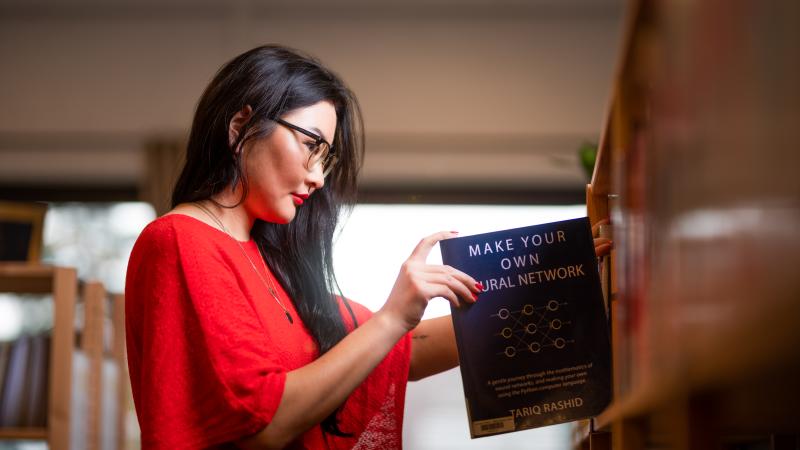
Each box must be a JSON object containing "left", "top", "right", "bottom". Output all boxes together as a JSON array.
[
  {"left": 378, "top": 231, "right": 482, "bottom": 332},
  {"left": 592, "top": 218, "right": 613, "bottom": 258}
]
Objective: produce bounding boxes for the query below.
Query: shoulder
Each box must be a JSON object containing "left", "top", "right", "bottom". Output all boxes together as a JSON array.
[
  {"left": 134, "top": 214, "right": 201, "bottom": 249},
  {"left": 130, "top": 214, "right": 230, "bottom": 265},
  {"left": 125, "top": 214, "right": 240, "bottom": 304}
]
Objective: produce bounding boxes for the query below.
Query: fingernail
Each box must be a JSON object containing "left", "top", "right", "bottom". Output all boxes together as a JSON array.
[
  {"left": 472, "top": 292, "right": 479, "bottom": 301},
  {"left": 475, "top": 282, "right": 484, "bottom": 292}
]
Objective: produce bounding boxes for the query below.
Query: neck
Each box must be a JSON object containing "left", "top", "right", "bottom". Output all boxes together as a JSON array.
[{"left": 202, "top": 188, "right": 254, "bottom": 242}]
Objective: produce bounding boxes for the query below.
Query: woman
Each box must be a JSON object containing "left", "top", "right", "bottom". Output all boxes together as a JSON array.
[
  {"left": 125, "top": 45, "right": 482, "bottom": 449},
  {"left": 126, "top": 45, "right": 613, "bottom": 449}
]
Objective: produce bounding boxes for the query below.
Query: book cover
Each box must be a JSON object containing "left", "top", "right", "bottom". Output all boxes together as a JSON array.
[{"left": 440, "top": 217, "right": 611, "bottom": 438}]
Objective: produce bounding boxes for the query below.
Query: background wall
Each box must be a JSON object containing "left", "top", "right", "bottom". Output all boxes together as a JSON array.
[{"left": 0, "top": 0, "right": 625, "bottom": 199}]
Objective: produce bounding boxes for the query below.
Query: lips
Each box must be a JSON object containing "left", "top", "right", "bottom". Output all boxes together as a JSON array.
[{"left": 291, "top": 193, "right": 309, "bottom": 205}]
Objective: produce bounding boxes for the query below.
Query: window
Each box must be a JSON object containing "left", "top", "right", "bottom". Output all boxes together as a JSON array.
[{"left": 334, "top": 204, "right": 586, "bottom": 449}]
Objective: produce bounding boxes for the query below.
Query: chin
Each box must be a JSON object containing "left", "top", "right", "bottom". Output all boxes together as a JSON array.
[
  {"left": 276, "top": 208, "right": 297, "bottom": 224},
  {"left": 259, "top": 208, "right": 295, "bottom": 225}
]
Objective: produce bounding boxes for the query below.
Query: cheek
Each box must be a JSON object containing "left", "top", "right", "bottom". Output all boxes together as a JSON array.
[
  {"left": 265, "top": 134, "right": 305, "bottom": 168},
  {"left": 244, "top": 141, "right": 304, "bottom": 192}
]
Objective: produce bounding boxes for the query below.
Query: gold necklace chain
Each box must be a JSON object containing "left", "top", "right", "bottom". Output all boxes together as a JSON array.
[{"left": 193, "top": 201, "right": 294, "bottom": 324}]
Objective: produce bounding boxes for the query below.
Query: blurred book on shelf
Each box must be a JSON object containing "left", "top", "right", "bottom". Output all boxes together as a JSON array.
[{"left": 0, "top": 332, "right": 51, "bottom": 428}]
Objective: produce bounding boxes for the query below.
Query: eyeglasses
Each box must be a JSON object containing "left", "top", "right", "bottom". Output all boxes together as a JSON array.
[{"left": 273, "top": 118, "right": 337, "bottom": 177}]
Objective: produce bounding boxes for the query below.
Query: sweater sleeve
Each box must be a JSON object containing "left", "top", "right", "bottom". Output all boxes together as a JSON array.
[{"left": 126, "top": 220, "right": 285, "bottom": 449}]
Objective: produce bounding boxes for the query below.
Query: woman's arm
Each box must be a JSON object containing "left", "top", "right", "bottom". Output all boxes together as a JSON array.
[
  {"left": 238, "top": 310, "right": 409, "bottom": 449},
  {"left": 237, "top": 231, "right": 479, "bottom": 449},
  {"left": 408, "top": 315, "right": 459, "bottom": 381}
]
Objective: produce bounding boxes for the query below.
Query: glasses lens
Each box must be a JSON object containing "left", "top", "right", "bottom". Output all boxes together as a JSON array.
[
  {"left": 321, "top": 153, "right": 338, "bottom": 177},
  {"left": 307, "top": 142, "right": 337, "bottom": 176}
]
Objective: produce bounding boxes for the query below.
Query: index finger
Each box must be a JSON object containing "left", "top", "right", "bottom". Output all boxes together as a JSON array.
[{"left": 408, "top": 231, "right": 460, "bottom": 262}]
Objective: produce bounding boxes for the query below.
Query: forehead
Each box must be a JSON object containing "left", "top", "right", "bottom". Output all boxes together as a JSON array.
[{"left": 281, "top": 101, "right": 337, "bottom": 143}]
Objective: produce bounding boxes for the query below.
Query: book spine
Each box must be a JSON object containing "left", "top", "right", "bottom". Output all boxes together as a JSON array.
[{"left": 0, "top": 335, "right": 31, "bottom": 427}]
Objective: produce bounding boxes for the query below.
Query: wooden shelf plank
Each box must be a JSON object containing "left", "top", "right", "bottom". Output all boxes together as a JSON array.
[
  {"left": 0, "top": 427, "right": 48, "bottom": 440},
  {"left": 0, "top": 263, "right": 56, "bottom": 293}
]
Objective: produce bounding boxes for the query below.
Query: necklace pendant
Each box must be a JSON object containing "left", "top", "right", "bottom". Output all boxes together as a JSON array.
[{"left": 285, "top": 311, "right": 294, "bottom": 324}]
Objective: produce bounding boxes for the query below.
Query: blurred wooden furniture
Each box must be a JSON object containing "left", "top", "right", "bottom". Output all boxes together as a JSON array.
[
  {"left": 0, "top": 264, "right": 77, "bottom": 450},
  {"left": 0, "top": 201, "right": 47, "bottom": 262},
  {"left": 111, "top": 293, "right": 129, "bottom": 450},
  {"left": 0, "top": 265, "right": 129, "bottom": 450},
  {"left": 576, "top": 0, "right": 800, "bottom": 449},
  {"left": 83, "top": 281, "right": 105, "bottom": 450}
]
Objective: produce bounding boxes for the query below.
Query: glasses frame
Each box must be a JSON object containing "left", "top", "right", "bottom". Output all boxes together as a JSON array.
[{"left": 272, "top": 117, "right": 337, "bottom": 177}]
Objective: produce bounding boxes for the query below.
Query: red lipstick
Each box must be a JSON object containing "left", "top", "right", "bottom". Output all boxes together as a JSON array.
[{"left": 291, "top": 193, "right": 309, "bottom": 205}]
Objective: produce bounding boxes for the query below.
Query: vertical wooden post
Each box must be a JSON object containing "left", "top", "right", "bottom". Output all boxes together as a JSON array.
[
  {"left": 612, "top": 418, "right": 645, "bottom": 450},
  {"left": 47, "top": 267, "right": 77, "bottom": 450},
  {"left": 83, "top": 281, "right": 105, "bottom": 450},
  {"left": 590, "top": 431, "right": 612, "bottom": 450},
  {"left": 686, "top": 395, "right": 720, "bottom": 450},
  {"left": 112, "top": 294, "right": 128, "bottom": 450}
]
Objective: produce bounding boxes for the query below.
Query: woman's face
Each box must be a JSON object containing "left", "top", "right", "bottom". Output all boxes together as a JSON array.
[{"left": 242, "top": 100, "right": 337, "bottom": 224}]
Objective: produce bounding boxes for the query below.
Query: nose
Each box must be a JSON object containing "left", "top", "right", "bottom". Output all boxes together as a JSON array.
[{"left": 306, "top": 160, "right": 325, "bottom": 192}]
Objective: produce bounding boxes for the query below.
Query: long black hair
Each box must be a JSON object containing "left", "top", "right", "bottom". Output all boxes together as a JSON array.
[{"left": 171, "top": 45, "right": 364, "bottom": 436}]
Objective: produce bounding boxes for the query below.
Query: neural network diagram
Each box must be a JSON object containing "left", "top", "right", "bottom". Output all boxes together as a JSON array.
[{"left": 491, "top": 300, "right": 574, "bottom": 358}]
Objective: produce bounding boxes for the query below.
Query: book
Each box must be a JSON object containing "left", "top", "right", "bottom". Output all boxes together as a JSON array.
[
  {"left": 25, "top": 333, "right": 51, "bottom": 427},
  {"left": 440, "top": 217, "right": 611, "bottom": 438},
  {"left": 0, "top": 335, "right": 31, "bottom": 427},
  {"left": 0, "top": 342, "right": 10, "bottom": 404}
]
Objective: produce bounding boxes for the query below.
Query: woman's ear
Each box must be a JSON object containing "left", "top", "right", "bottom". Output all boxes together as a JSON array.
[{"left": 228, "top": 105, "right": 254, "bottom": 150}]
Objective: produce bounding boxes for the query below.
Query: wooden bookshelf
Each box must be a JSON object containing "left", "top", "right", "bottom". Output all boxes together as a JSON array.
[
  {"left": 576, "top": 0, "right": 800, "bottom": 449},
  {"left": 0, "top": 265, "right": 129, "bottom": 450},
  {"left": 0, "top": 263, "right": 77, "bottom": 450}
]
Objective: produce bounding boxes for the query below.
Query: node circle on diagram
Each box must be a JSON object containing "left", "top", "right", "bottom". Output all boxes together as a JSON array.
[{"left": 491, "top": 299, "right": 574, "bottom": 358}]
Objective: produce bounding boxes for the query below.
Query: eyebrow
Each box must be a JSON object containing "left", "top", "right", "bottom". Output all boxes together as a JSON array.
[{"left": 309, "top": 126, "right": 331, "bottom": 144}]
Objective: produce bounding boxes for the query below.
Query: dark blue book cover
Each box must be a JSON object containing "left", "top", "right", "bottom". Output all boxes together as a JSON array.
[{"left": 440, "top": 217, "right": 611, "bottom": 438}]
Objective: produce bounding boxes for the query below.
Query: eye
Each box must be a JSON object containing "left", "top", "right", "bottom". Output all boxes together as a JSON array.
[{"left": 304, "top": 141, "right": 319, "bottom": 152}]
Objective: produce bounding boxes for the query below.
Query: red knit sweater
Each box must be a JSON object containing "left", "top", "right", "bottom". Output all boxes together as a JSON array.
[{"left": 125, "top": 214, "right": 411, "bottom": 449}]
